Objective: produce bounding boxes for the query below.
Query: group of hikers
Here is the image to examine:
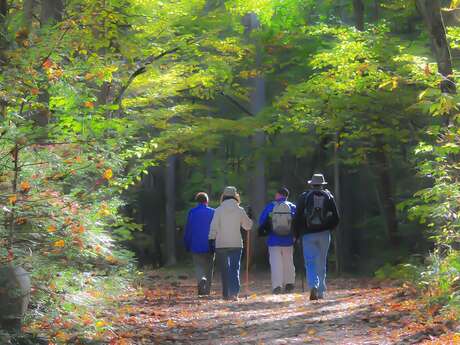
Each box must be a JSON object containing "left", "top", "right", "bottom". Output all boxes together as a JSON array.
[{"left": 183, "top": 173, "right": 340, "bottom": 301}]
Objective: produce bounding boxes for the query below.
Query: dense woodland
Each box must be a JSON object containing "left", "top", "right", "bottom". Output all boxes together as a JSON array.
[{"left": 0, "top": 0, "right": 459, "bottom": 343}]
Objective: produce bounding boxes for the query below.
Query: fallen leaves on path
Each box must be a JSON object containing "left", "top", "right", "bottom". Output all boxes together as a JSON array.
[{"left": 26, "top": 272, "right": 459, "bottom": 344}]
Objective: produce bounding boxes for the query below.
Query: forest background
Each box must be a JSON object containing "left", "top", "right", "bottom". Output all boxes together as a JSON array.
[{"left": 0, "top": 0, "right": 459, "bottom": 342}]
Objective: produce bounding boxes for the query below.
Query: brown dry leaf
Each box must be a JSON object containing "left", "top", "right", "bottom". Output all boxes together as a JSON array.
[{"left": 306, "top": 327, "right": 317, "bottom": 336}]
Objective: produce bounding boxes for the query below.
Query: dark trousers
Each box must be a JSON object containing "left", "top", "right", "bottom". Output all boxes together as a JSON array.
[
  {"left": 192, "top": 253, "right": 214, "bottom": 294},
  {"left": 216, "top": 248, "right": 242, "bottom": 298}
]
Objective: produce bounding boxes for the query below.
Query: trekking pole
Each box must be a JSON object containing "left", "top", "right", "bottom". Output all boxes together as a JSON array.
[
  {"left": 245, "top": 229, "right": 250, "bottom": 297},
  {"left": 298, "top": 239, "right": 305, "bottom": 293}
]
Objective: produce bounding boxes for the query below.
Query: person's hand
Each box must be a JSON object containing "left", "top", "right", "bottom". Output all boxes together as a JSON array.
[
  {"left": 208, "top": 239, "right": 216, "bottom": 254},
  {"left": 247, "top": 206, "right": 253, "bottom": 219}
]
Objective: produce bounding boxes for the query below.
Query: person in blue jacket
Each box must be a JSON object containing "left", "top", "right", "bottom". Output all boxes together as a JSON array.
[
  {"left": 259, "top": 188, "right": 297, "bottom": 294},
  {"left": 184, "top": 192, "right": 215, "bottom": 295}
]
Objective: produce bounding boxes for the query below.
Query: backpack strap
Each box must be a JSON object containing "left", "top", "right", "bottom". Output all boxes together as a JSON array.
[{"left": 303, "top": 191, "right": 312, "bottom": 208}]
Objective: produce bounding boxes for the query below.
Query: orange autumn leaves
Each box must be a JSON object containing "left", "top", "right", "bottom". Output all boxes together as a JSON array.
[{"left": 103, "top": 168, "right": 113, "bottom": 180}]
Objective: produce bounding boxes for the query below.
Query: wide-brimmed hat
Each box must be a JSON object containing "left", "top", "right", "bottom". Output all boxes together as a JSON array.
[
  {"left": 308, "top": 173, "right": 328, "bottom": 185},
  {"left": 222, "top": 186, "right": 238, "bottom": 198}
]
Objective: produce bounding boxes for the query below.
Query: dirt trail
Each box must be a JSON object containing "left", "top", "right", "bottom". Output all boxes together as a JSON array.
[{"left": 109, "top": 272, "right": 459, "bottom": 345}]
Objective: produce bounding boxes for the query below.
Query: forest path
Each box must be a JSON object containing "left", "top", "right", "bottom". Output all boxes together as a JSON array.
[{"left": 109, "top": 271, "right": 458, "bottom": 345}]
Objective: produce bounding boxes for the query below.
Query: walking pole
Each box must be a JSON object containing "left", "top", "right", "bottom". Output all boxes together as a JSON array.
[
  {"left": 298, "top": 238, "right": 305, "bottom": 293},
  {"left": 245, "top": 229, "right": 250, "bottom": 297}
]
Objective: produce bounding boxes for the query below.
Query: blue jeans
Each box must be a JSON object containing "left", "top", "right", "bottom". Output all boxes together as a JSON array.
[
  {"left": 302, "top": 231, "right": 331, "bottom": 295},
  {"left": 216, "top": 248, "right": 242, "bottom": 298}
]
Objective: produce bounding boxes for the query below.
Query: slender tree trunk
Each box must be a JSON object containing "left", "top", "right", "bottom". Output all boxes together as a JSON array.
[
  {"left": 164, "top": 156, "right": 177, "bottom": 266},
  {"left": 372, "top": 0, "right": 380, "bottom": 21},
  {"left": 205, "top": 149, "right": 213, "bottom": 195},
  {"left": 353, "top": 0, "right": 365, "bottom": 31},
  {"left": 40, "top": 0, "right": 63, "bottom": 24},
  {"left": 374, "top": 148, "right": 399, "bottom": 247},
  {"left": 0, "top": 0, "right": 8, "bottom": 63},
  {"left": 333, "top": 132, "right": 342, "bottom": 274},
  {"left": 243, "top": 13, "right": 267, "bottom": 267},
  {"left": 32, "top": 0, "right": 63, "bottom": 131},
  {"left": 24, "top": 0, "right": 35, "bottom": 28},
  {"left": 416, "top": 0, "right": 456, "bottom": 94}
]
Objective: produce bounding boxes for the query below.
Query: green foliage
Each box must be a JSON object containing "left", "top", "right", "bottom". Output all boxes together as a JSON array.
[{"left": 375, "top": 262, "right": 421, "bottom": 281}]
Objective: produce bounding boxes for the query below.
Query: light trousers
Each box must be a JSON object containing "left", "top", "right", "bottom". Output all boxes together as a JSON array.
[{"left": 268, "top": 246, "right": 296, "bottom": 289}]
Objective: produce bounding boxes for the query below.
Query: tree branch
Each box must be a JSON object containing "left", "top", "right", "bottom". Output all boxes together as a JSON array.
[
  {"left": 220, "top": 91, "right": 255, "bottom": 117},
  {"left": 114, "top": 46, "right": 181, "bottom": 107}
]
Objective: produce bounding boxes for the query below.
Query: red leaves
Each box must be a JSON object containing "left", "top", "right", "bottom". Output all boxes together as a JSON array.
[{"left": 42, "top": 58, "right": 53, "bottom": 69}]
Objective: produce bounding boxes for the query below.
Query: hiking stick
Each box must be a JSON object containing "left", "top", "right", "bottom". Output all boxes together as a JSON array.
[
  {"left": 245, "top": 229, "right": 250, "bottom": 297},
  {"left": 298, "top": 239, "right": 305, "bottom": 293}
]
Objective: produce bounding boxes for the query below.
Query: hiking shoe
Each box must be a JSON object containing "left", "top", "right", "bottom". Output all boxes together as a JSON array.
[
  {"left": 309, "top": 287, "right": 319, "bottom": 300},
  {"left": 273, "top": 286, "right": 282, "bottom": 295},
  {"left": 318, "top": 292, "right": 325, "bottom": 299},
  {"left": 224, "top": 295, "right": 239, "bottom": 301},
  {"left": 285, "top": 284, "right": 295, "bottom": 293},
  {"left": 198, "top": 278, "right": 207, "bottom": 296}
]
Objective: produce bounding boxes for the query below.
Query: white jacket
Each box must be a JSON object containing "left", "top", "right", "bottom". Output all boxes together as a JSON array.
[{"left": 209, "top": 199, "right": 253, "bottom": 248}]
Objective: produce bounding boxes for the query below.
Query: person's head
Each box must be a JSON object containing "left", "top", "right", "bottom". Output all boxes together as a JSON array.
[
  {"left": 275, "top": 187, "right": 289, "bottom": 200},
  {"left": 308, "top": 173, "right": 328, "bottom": 190},
  {"left": 220, "top": 186, "right": 241, "bottom": 204},
  {"left": 195, "top": 192, "right": 209, "bottom": 205}
]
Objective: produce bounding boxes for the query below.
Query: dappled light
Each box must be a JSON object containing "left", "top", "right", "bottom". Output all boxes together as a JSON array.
[{"left": 0, "top": 0, "right": 459, "bottom": 344}]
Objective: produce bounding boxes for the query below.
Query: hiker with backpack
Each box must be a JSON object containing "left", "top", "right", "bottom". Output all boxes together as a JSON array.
[
  {"left": 184, "top": 192, "right": 215, "bottom": 296},
  {"left": 208, "top": 186, "right": 253, "bottom": 300},
  {"left": 259, "top": 188, "right": 297, "bottom": 294},
  {"left": 293, "top": 174, "right": 340, "bottom": 300}
]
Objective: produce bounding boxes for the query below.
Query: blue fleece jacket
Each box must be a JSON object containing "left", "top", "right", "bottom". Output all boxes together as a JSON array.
[
  {"left": 184, "top": 203, "right": 215, "bottom": 253},
  {"left": 259, "top": 197, "right": 296, "bottom": 247}
]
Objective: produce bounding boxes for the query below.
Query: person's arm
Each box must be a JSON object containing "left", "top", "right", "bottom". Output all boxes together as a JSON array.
[
  {"left": 183, "top": 210, "right": 193, "bottom": 252},
  {"left": 209, "top": 209, "right": 218, "bottom": 240},
  {"left": 258, "top": 203, "right": 273, "bottom": 236},
  {"left": 241, "top": 208, "right": 253, "bottom": 231}
]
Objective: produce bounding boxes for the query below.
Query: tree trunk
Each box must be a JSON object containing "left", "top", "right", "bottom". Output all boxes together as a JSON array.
[
  {"left": 23, "top": 0, "right": 35, "bottom": 28},
  {"left": 372, "top": 0, "right": 380, "bottom": 21},
  {"left": 243, "top": 13, "right": 267, "bottom": 267},
  {"left": 374, "top": 148, "right": 399, "bottom": 247},
  {"left": 40, "top": 0, "right": 63, "bottom": 24},
  {"left": 416, "top": 0, "right": 456, "bottom": 94},
  {"left": 0, "top": 0, "right": 8, "bottom": 63},
  {"left": 32, "top": 0, "right": 64, "bottom": 132},
  {"left": 333, "top": 132, "right": 342, "bottom": 274},
  {"left": 164, "top": 156, "right": 177, "bottom": 266},
  {"left": 353, "top": 0, "right": 365, "bottom": 31}
]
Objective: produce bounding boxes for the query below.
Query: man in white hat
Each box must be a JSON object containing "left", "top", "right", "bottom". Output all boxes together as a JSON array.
[{"left": 293, "top": 173, "right": 340, "bottom": 300}]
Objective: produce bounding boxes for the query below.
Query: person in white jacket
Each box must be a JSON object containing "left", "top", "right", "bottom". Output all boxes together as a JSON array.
[{"left": 209, "top": 186, "right": 253, "bottom": 300}]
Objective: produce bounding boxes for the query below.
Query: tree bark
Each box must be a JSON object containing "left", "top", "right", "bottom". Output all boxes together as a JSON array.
[
  {"left": 353, "top": 0, "right": 365, "bottom": 31},
  {"left": 24, "top": 0, "right": 35, "bottom": 28},
  {"left": 372, "top": 0, "right": 380, "bottom": 21},
  {"left": 243, "top": 13, "right": 267, "bottom": 267},
  {"left": 0, "top": 0, "right": 8, "bottom": 62},
  {"left": 164, "top": 156, "right": 177, "bottom": 266},
  {"left": 333, "top": 132, "right": 342, "bottom": 274},
  {"left": 416, "top": 0, "right": 456, "bottom": 94},
  {"left": 40, "top": 0, "right": 63, "bottom": 25},
  {"left": 374, "top": 148, "right": 399, "bottom": 247}
]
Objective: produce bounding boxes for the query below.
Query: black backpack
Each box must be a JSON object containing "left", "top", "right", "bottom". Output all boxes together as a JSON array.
[{"left": 304, "top": 190, "right": 333, "bottom": 231}]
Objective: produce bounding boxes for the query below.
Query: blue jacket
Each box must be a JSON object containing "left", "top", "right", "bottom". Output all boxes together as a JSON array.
[
  {"left": 184, "top": 203, "right": 215, "bottom": 253},
  {"left": 259, "top": 198, "right": 296, "bottom": 247}
]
